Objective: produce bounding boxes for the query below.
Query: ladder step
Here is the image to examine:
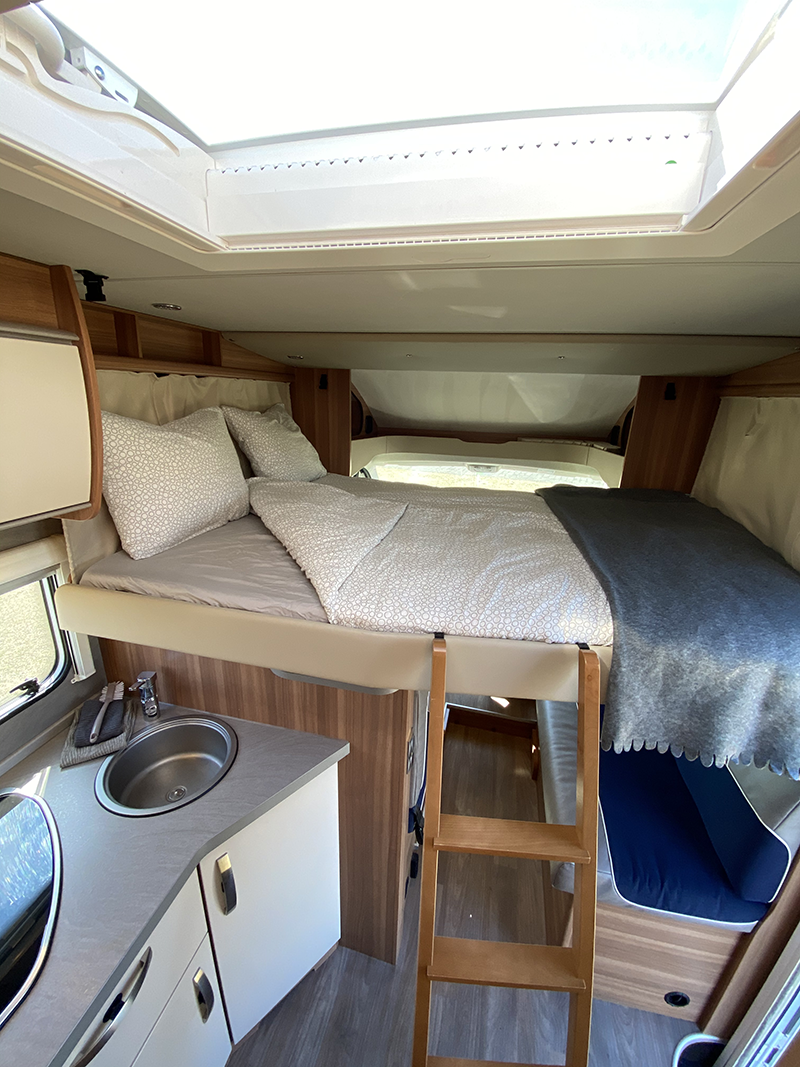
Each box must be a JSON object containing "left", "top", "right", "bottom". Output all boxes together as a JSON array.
[
  {"left": 428, "top": 937, "right": 586, "bottom": 992},
  {"left": 428, "top": 1058, "right": 554, "bottom": 1066},
  {"left": 434, "top": 814, "right": 590, "bottom": 863}
]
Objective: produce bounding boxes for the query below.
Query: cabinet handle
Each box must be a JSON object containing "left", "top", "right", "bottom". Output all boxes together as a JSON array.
[
  {"left": 192, "top": 967, "right": 215, "bottom": 1023},
  {"left": 215, "top": 853, "right": 237, "bottom": 915},
  {"left": 71, "top": 947, "right": 152, "bottom": 1067}
]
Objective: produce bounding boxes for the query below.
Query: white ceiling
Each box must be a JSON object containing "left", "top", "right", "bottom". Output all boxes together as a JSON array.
[{"left": 1, "top": 182, "right": 800, "bottom": 376}]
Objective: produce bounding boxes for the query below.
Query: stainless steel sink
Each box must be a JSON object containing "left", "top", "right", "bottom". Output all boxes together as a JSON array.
[{"left": 95, "top": 717, "right": 238, "bottom": 816}]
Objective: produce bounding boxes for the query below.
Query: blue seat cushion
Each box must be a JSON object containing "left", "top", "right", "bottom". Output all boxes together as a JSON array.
[
  {"left": 599, "top": 744, "right": 768, "bottom": 925},
  {"left": 677, "top": 756, "right": 790, "bottom": 903}
]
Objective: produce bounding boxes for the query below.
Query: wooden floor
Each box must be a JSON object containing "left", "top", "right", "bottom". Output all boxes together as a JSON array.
[{"left": 227, "top": 724, "right": 694, "bottom": 1067}]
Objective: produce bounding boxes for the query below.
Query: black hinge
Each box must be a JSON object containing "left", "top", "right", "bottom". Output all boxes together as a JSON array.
[{"left": 319, "top": 373, "right": 328, "bottom": 390}]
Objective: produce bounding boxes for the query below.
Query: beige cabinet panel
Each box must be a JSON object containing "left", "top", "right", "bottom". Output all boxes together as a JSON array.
[{"left": 199, "top": 765, "right": 341, "bottom": 1043}]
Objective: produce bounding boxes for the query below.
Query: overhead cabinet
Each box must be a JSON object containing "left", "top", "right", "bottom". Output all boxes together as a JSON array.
[{"left": 0, "top": 325, "right": 93, "bottom": 529}]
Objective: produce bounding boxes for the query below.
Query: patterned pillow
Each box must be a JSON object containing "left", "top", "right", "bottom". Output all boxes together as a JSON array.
[
  {"left": 222, "top": 404, "right": 327, "bottom": 482},
  {"left": 101, "top": 408, "right": 249, "bottom": 560}
]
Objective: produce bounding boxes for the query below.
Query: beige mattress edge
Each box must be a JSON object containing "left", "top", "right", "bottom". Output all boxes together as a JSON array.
[{"left": 55, "top": 585, "right": 611, "bottom": 700}]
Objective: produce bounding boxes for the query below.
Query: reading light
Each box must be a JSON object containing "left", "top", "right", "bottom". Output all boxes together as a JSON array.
[
  {"left": 151, "top": 303, "right": 182, "bottom": 311},
  {"left": 491, "top": 696, "right": 510, "bottom": 708},
  {"left": 287, "top": 354, "right": 305, "bottom": 360}
]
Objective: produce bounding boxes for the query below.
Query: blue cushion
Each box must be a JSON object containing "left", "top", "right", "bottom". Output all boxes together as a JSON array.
[
  {"left": 677, "top": 756, "right": 790, "bottom": 903},
  {"left": 599, "top": 744, "right": 768, "bottom": 925}
]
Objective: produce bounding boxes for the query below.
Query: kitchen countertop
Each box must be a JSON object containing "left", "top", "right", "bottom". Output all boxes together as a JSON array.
[{"left": 0, "top": 704, "right": 349, "bottom": 1067}]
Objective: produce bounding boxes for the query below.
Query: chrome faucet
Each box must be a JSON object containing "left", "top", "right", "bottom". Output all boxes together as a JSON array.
[{"left": 130, "top": 670, "right": 160, "bottom": 718}]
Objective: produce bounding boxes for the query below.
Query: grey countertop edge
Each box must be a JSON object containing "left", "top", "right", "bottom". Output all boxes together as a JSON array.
[{"left": 0, "top": 706, "right": 349, "bottom": 1067}]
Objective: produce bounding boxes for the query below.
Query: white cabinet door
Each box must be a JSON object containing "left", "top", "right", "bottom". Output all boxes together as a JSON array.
[
  {"left": 199, "top": 764, "right": 341, "bottom": 1043},
  {"left": 130, "top": 935, "right": 230, "bottom": 1067},
  {"left": 66, "top": 874, "right": 207, "bottom": 1067}
]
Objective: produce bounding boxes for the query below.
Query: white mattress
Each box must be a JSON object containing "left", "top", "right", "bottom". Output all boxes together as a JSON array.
[
  {"left": 81, "top": 514, "right": 328, "bottom": 622},
  {"left": 80, "top": 476, "right": 613, "bottom": 646}
]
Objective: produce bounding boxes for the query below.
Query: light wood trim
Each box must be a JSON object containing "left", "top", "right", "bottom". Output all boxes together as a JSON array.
[
  {"left": 93, "top": 355, "right": 293, "bottom": 382},
  {"left": 98, "top": 639, "right": 413, "bottom": 964},
  {"left": 567, "top": 648, "right": 601, "bottom": 1067},
  {"left": 412, "top": 637, "right": 448, "bottom": 1067},
  {"left": 81, "top": 301, "right": 291, "bottom": 377},
  {"left": 48, "top": 264, "right": 102, "bottom": 520},
  {"left": 701, "top": 850, "right": 800, "bottom": 1039},
  {"left": 0, "top": 250, "right": 59, "bottom": 329},
  {"left": 435, "top": 814, "right": 590, "bottom": 863},
  {"left": 721, "top": 349, "right": 800, "bottom": 397},
  {"left": 621, "top": 375, "right": 721, "bottom": 493},
  {"left": 428, "top": 938, "right": 584, "bottom": 991}
]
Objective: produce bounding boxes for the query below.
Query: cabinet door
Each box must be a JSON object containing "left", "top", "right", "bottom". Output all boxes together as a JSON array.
[
  {"left": 66, "top": 874, "right": 207, "bottom": 1067},
  {"left": 199, "top": 764, "right": 340, "bottom": 1043},
  {"left": 130, "top": 935, "right": 230, "bottom": 1067}
]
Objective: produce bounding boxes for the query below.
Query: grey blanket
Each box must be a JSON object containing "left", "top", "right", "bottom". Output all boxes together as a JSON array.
[{"left": 538, "top": 486, "right": 800, "bottom": 778}]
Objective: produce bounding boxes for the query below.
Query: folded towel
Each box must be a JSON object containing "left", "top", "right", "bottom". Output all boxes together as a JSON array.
[{"left": 60, "top": 697, "right": 135, "bottom": 768}]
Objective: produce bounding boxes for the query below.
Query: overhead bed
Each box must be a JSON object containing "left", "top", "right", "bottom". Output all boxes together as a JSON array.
[{"left": 57, "top": 369, "right": 614, "bottom": 698}]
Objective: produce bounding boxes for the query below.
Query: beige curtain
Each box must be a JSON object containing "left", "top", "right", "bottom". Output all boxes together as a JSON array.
[
  {"left": 96, "top": 370, "right": 290, "bottom": 422},
  {"left": 693, "top": 396, "right": 800, "bottom": 571}
]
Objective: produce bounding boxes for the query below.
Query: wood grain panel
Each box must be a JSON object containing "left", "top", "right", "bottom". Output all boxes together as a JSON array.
[
  {"left": 722, "top": 349, "right": 800, "bottom": 396},
  {"left": 78, "top": 303, "right": 292, "bottom": 380},
  {"left": 113, "top": 310, "right": 142, "bottom": 359},
  {"left": 291, "top": 367, "right": 352, "bottom": 474},
  {"left": 701, "top": 851, "right": 800, "bottom": 1039},
  {"left": 49, "top": 264, "right": 103, "bottom": 520},
  {"left": 0, "top": 251, "right": 59, "bottom": 329},
  {"left": 220, "top": 337, "right": 290, "bottom": 376},
  {"left": 98, "top": 639, "right": 414, "bottom": 964},
  {"left": 138, "top": 315, "right": 206, "bottom": 363},
  {"left": 81, "top": 302, "right": 120, "bottom": 356},
  {"left": 621, "top": 375, "right": 722, "bottom": 493},
  {"left": 592, "top": 902, "right": 743, "bottom": 1023}
]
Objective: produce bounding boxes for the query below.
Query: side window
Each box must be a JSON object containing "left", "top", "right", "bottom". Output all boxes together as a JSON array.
[{"left": 0, "top": 574, "right": 69, "bottom": 721}]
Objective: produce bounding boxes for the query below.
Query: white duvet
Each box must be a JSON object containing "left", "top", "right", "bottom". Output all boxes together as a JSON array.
[{"left": 249, "top": 475, "right": 613, "bottom": 645}]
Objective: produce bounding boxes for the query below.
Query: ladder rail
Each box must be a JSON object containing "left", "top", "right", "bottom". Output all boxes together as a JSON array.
[
  {"left": 412, "top": 637, "right": 601, "bottom": 1067},
  {"left": 412, "top": 636, "right": 448, "bottom": 1067},
  {"left": 566, "top": 647, "right": 602, "bottom": 1066}
]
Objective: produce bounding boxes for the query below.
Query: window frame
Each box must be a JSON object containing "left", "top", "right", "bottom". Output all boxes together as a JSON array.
[{"left": 0, "top": 569, "right": 71, "bottom": 726}]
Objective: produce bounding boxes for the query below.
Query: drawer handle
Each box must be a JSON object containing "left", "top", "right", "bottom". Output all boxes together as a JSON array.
[
  {"left": 216, "top": 853, "right": 237, "bottom": 915},
  {"left": 71, "top": 947, "right": 152, "bottom": 1067},
  {"left": 192, "top": 967, "right": 215, "bottom": 1023}
]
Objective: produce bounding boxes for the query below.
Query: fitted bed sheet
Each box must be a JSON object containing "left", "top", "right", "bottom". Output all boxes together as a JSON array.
[{"left": 81, "top": 514, "right": 328, "bottom": 622}]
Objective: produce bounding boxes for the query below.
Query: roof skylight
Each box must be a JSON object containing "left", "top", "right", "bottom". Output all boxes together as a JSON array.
[{"left": 41, "top": 0, "right": 781, "bottom": 147}]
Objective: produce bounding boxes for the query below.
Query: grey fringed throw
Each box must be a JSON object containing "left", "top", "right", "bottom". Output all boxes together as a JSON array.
[{"left": 538, "top": 486, "right": 800, "bottom": 778}]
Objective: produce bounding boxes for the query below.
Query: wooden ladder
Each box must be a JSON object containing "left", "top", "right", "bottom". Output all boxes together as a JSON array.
[{"left": 412, "top": 637, "right": 601, "bottom": 1067}]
